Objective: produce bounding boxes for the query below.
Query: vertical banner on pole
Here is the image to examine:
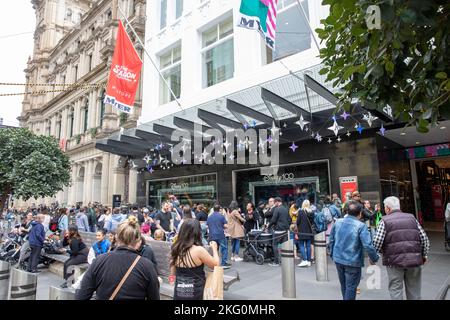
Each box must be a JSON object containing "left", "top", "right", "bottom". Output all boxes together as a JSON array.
[
  {"left": 104, "top": 21, "right": 142, "bottom": 114},
  {"left": 339, "top": 176, "right": 358, "bottom": 202}
]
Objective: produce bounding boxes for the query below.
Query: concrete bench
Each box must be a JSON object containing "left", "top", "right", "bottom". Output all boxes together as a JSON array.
[
  {"left": 42, "top": 231, "right": 96, "bottom": 281},
  {"left": 145, "top": 239, "right": 239, "bottom": 299}
]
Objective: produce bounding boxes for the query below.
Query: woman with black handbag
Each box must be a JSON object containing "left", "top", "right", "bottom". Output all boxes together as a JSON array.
[{"left": 296, "top": 200, "right": 316, "bottom": 267}]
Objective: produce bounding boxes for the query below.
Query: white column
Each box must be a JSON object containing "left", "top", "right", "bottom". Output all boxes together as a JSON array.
[
  {"left": 84, "top": 159, "right": 94, "bottom": 205},
  {"left": 128, "top": 168, "right": 138, "bottom": 204},
  {"left": 101, "top": 153, "right": 110, "bottom": 205},
  {"left": 61, "top": 108, "right": 68, "bottom": 140},
  {"left": 74, "top": 99, "right": 81, "bottom": 135},
  {"left": 68, "top": 163, "right": 78, "bottom": 206}
]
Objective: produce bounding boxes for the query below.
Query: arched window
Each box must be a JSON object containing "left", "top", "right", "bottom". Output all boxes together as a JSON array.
[
  {"left": 69, "top": 107, "right": 74, "bottom": 137},
  {"left": 99, "top": 89, "right": 105, "bottom": 127},
  {"left": 83, "top": 100, "right": 89, "bottom": 132}
]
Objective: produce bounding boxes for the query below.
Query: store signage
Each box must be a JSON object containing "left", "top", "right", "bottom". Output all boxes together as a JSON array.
[
  {"left": 263, "top": 173, "right": 295, "bottom": 184},
  {"left": 339, "top": 176, "right": 358, "bottom": 202},
  {"left": 170, "top": 182, "right": 189, "bottom": 190},
  {"left": 406, "top": 143, "right": 450, "bottom": 159}
]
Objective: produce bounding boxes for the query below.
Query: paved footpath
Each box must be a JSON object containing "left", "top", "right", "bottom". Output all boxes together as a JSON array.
[{"left": 34, "top": 231, "right": 449, "bottom": 300}]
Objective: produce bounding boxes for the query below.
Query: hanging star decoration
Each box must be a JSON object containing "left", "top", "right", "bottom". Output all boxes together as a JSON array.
[
  {"left": 295, "top": 114, "right": 310, "bottom": 131},
  {"left": 243, "top": 122, "right": 249, "bottom": 130},
  {"left": 346, "top": 131, "right": 351, "bottom": 137},
  {"left": 143, "top": 154, "right": 152, "bottom": 164},
  {"left": 327, "top": 138, "right": 332, "bottom": 144},
  {"left": 311, "top": 131, "right": 315, "bottom": 138},
  {"left": 251, "top": 120, "right": 257, "bottom": 128},
  {"left": 267, "top": 135, "right": 274, "bottom": 144},
  {"left": 328, "top": 119, "right": 344, "bottom": 136},
  {"left": 363, "top": 112, "right": 378, "bottom": 127},
  {"left": 379, "top": 124, "right": 386, "bottom": 136},
  {"left": 341, "top": 111, "right": 350, "bottom": 120},
  {"left": 356, "top": 123, "right": 364, "bottom": 134},
  {"left": 270, "top": 122, "right": 280, "bottom": 136},
  {"left": 315, "top": 133, "right": 322, "bottom": 142},
  {"left": 283, "top": 122, "right": 288, "bottom": 128},
  {"left": 223, "top": 140, "right": 231, "bottom": 150},
  {"left": 289, "top": 142, "right": 298, "bottom": 152},
  {"left": 337, "top": 136, "right": 342, "bottom": 142},
  {"left": 243, "top": 136, "right": 253, "bottom": 149}
]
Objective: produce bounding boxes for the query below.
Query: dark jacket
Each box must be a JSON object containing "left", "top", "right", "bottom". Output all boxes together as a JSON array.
[
  {"left": 28, "top": 221, "right": 45, "bottom": 247},
  {"left": 268, "top": 205, "right": 291, "bottom": 231},
  {"left": 75, "top": 246, "right": 160, "bottom": 300},
  {"left": 244, "top": 210, "right": 260, "bottom": 233},
  {"left": 381, "top": 210, "right": 423, "bottom": 268},
  {"left": 62, "top": 237, "right": 88, "bottom": 257},
  {"left": 296, "top": 209, "right": 314, "bottom": 240}
]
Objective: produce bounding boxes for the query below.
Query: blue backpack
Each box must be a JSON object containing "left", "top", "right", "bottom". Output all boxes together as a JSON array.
[{"left": 314, "top": 210, "right": 328, "bottom": 233}]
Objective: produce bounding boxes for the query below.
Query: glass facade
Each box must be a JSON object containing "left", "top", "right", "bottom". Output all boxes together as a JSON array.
[
  {"left": 148, "top": 173, "right": 217, "bottom": 210},
  {"left": 234, "top": 161, "right": 330, "bottom": 208},
  {"left": 160, "top": 46, "right": 181, "bottom": 104}
]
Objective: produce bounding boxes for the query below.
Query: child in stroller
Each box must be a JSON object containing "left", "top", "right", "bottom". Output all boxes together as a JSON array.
[{"left": 243, "top": 230, "right": 274, "bottom": 265}]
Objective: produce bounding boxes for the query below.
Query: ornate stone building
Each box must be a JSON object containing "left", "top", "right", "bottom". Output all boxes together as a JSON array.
[{"left": 17, "top": 0, "right": 146, "bottom": 207}]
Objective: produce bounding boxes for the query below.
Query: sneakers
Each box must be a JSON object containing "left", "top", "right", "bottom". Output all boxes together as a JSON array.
[
  {"left": 230, "top": 256, "right": 235, "bottom": 262},
  {"left": 221, "top": 263, "right": 232, "bottom": 269},
  {"left": 297, "top": 260, "right": 310, "bottom": 267},
  {"left": 234, "top": 257, "right": 243, "bottom": 262},
  {"left": 268, "top": 262, "right": 280, "bottom": 267}
]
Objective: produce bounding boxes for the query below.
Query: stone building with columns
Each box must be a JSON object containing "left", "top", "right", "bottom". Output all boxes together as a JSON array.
[{"left": 17, "top": 0, "right": 146, "bottom": 208}]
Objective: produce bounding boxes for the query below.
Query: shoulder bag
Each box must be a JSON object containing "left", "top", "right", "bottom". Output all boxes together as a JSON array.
[{"left": 109, "top": 255, "right": 141, "bottom": 300}]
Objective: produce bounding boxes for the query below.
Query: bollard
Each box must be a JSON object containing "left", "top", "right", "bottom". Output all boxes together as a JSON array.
[
  {"left": 49, "top": 286, "right": 76, "bottom": 300},
  {"left": 0, "top": 260, "right": 11, "bottom": 300},
  {"left": 280, "top": 238, "right": 296, "bottom": 298},
  {"left": 314, "top": 231, "right": 328, "bottom": 281},
  {"left": 7, "top": 268, "right": 37, "bottom": 300}
]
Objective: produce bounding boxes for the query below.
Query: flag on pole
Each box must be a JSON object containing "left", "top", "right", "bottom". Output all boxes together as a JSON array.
[
  {"left": 104, "top": 20, "right": 142, "bottom": 114},
  {"left": 237, "top": 0, "right": 278, "bottom": 50}
]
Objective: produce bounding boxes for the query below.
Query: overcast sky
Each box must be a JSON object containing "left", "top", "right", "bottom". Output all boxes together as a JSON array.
[{"left": 0, "top": 0, "right": 35, "bottom": 126}]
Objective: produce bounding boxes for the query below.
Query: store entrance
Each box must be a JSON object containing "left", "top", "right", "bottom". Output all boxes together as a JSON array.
[
  {"left": 250, "top": 177, "right": 320, "bottom": 207},
  {"left": 413, "top": 157, "right": 450, "bottom": 230}
]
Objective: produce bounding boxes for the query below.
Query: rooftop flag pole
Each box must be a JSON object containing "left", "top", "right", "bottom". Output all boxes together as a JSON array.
[{"left": 116, "top": 5, "right": 183, "bottom": 111}]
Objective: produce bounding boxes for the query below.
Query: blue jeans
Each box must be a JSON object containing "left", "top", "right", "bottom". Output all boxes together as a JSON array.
[
  {"left": 214, "top": 238, "right": 228, "bottom": 266},
  {"left": 299, "top": 239, "right": 311, "bottom": 261},
  {"left": 231, "top": 238, "right": 240, "bottom": 256},
  {"left": 335, "top": 262, "right": 362, "bottom": 300}
]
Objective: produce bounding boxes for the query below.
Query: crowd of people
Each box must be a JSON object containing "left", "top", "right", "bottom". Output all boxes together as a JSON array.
[{"left": 0, "top": 189, "right": 441, "bottom": 301}]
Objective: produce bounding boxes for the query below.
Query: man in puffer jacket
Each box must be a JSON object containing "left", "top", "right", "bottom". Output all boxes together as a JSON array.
[{"left": 28, "top": 214, "right": 46, "bottom": 273}]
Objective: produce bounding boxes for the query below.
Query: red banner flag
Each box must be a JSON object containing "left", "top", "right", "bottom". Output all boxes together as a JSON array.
[{"left": 104, "top": 21, "right": 142, "bottom": 114}]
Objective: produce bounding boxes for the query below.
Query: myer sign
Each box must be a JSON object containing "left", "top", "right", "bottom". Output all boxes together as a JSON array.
[{"left": 263, "top": 173, "right": 295, "bottom": 184}]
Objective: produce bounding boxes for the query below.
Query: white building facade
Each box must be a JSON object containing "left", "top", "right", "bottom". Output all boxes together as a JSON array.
[
  {"left": 140, "top": 0, "right": 329, "bottom": 124},
  {"left": 17, "top": 0, "right": 146, "bottom": 208}
]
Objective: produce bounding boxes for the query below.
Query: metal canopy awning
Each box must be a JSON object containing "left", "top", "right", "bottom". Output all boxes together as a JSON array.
[{"left": 95, "top": 63, "right": 373, "bottom": 161}]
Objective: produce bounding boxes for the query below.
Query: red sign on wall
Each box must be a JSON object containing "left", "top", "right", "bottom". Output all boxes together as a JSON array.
[
  {"left": 59, "top": 138, "right": 66, "bottom": 152},
  {"left": 339, "top": 176, "right": 358, "bottom": 202}
]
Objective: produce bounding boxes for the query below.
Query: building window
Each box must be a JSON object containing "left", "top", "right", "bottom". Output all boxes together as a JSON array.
[
  {"left": 175, "top": 0, "right": 183, "bottom": 19},
  {"left": 202, "top": 17, "right": 234, "bottom": 88},
  {"left": 74, "top": 65, "right": 78, "bottom": 82},
  {"left": 88, "top": 54, "right": 93, "bottom": 72},
  {"left": 160, "top": 0, "right": 167, "bottom": 29},
  {"left": 83, "top": 101, "right": 89, "bottom": 132},
  {"left": 159, "top": 46, "right": 181, "bottom": 105},
  {"left": 69, "top": 108, "right": 74, "bottom": 138},
  {"left": 57, "top": 117, "right": 62, "bottom": 139},
  {"left": 269, "top": 0, "right": 311, "bottom": 62},
  {"left": 100, "top": 90, "right": 105, "bottom": 127}
]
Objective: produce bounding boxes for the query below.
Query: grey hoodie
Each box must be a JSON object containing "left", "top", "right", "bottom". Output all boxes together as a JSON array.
[{"left": 76, "top": 212, "right": 89, "bottom": 232}]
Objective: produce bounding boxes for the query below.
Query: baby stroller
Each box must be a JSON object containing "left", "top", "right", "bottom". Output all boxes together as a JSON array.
[{"left": 243, "top": 230, "right": 274, "bottom": 265}]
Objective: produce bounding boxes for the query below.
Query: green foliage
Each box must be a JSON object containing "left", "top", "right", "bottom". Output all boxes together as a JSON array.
[
  {"left": 89, "top": 127, "right": 98, "bottom": 138},
  {"left": 74, "top": 134, "right": 81, "bottom": 144},
  {"left": 119, "top": 112, "right": 128, "bottom": 126},
  {"left": 0, "top": 128, "right": 71, "bottom": 207},
  {"left": 316, "top": 0, "right": 450, "bottom": 132}
]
